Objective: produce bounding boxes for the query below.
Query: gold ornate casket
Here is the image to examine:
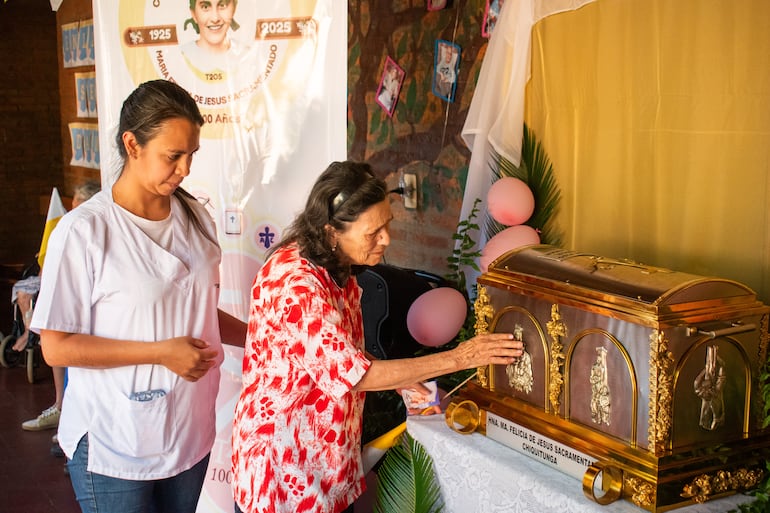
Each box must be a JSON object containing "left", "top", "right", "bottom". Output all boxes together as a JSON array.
[{"left": 446, "top": 245, "right": 770, "bottom": 512}]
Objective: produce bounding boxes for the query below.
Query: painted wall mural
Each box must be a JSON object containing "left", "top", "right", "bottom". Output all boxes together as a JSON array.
[{"left": 347, "top": 0, "right": 490, "bottom": 272}]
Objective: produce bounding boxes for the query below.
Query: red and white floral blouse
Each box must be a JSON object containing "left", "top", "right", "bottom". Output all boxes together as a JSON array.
[{"left": 232, "top": 244, "right": 372, "bottom": 513}]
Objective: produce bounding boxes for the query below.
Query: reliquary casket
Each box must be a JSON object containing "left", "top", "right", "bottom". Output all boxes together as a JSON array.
[{"left": 446, "top": 245, "right": 770, "bottom": 512}]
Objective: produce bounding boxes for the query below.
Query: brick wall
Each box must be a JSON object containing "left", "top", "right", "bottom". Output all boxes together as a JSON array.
[
  {"left": 0, "top": 0, "right": 62, "bottom": 267},
  {"left": 0, "top": 0, "right": 60, "bottom": 333}
]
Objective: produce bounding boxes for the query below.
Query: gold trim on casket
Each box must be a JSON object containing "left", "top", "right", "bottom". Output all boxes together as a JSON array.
[{"left": 447, "top": 245, "right": 770, "bottom": 512}]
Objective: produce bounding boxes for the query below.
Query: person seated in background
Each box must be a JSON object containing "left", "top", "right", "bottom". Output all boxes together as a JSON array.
[{"left": 20, "top": 179, "right": 102, "bottom": 433}]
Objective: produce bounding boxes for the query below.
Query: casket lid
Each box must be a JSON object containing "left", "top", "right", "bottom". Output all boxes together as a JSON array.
[{"left": 486, "top": 245, "right": 756, "bottom": 307}]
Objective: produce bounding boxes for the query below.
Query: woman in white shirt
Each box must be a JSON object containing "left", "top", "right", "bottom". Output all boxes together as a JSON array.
[{"left": 31, "top": 79, "right": 245, "bottom": 513}]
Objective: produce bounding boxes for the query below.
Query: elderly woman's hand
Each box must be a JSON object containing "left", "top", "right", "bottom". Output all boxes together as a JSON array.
[{"left": 451, "top": 332, "right": 524, "bottom": 370}]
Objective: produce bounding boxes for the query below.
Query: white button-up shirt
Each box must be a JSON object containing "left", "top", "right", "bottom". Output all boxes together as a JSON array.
[{"left": 31, "top": 191, "right": 223, "bottom": 480}]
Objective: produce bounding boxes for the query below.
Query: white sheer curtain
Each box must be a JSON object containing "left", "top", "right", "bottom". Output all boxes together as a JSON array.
[{"left": 459, "top": 0, "right": 597, "bottom": 289}]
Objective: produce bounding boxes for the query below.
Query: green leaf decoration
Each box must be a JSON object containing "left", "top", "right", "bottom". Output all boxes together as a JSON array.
[
  {"left": 374, "top": 432, "right": 444, "bottom": 513},
  {"left": 444, "top": 197, "right": 482, "bottom": 293},
  {"left": 486, "top": 124, "right": 563, "bottom": 247}
]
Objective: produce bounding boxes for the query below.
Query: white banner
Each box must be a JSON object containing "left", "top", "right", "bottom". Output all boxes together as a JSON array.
[
  {"left": 92, "top": 2, "right": 346, "bottom": 512},
  {"left": 197, "top": 344, "right": 244, "bottom": 513},
  {"left": 93, "top": 0, "right": 347, "bottom": 322}
]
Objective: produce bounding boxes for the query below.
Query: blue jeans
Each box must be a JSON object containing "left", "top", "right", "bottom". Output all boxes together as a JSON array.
[{"left": 68, "top": 435, "right": 209, "bottom": 513}]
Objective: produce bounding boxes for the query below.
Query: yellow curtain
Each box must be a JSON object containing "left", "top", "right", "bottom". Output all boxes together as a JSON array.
[{"left": 524, "top": 0, "right": 770, "bottom": 302}]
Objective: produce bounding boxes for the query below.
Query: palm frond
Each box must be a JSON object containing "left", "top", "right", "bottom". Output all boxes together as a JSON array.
[
  {"left": 445, "top": 197, "right": 483, "bottom": 294},
  {"left": 374, "top": 432, "right": 444, "bottom": 513},
  {"left": 486, "top": 124, "right": 563, "bottom": 246}
]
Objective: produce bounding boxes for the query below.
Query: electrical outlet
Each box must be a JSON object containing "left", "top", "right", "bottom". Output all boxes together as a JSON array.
[
  {"left": 225, "top": 209, "right": 242, "bottom": 234},
  {"left": 403, "top": 172, "right": 417, "bottom": 209}
]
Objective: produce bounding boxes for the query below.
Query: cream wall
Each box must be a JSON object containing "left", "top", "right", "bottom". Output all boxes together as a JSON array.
[{"left": 523, "top": 0, "right": 770, "bottom": 302}]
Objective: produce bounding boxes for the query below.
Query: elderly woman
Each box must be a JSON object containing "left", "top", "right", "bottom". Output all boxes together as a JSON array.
[{"left": 231, "top": 161, "right": 523, "bottom": 513}]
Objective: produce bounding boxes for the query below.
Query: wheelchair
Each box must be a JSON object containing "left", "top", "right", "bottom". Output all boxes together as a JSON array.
[{"left": 0, "top": 260, "right": 43, "bottom": 383}]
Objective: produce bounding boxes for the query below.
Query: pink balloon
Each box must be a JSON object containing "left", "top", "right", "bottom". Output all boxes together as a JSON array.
[
  {"left": 480, "top": 225, "right": 540, "bottom": 272},
  {"left": 407, "top": 287, "right": 467, "bottom": 347},
  {"left": 487, "top": 177, "right": 535, "bottom": 226}
]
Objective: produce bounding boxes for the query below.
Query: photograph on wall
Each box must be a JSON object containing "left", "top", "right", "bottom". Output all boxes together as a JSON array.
[
  {"left": 78, "top": 19, "right": 95, "bottom": 66},
  {"left": 74, "top": 72, "right": 90, "bottom": 118},
  {"left": 88, "top": 126, "right": 100, "bottom": 169},
  {"left": 63, "top": 19, "right": 95, "bottom": 67},
  {"left": 482, "top": 0, "right": 505, "bottom": 38},
  {"left": 375, "top": 56, "right": 405, "bottom": 117},
  {"left": 68, "top": 122, "right": 99, "bottom": 169},
  {"left": 68, "top": 122, "right": 85, "bottom": 167},
  {"left": 427, "top": 0, "right": 447, "bottom": 11},
  {"left": 432, "top": 39, "right": 461, "bottom": 102},
  {"left": 83, "top": 123, "right": 99, "bottom": 169},
  {"left": 86, "top": 72, "right": 98, "bottom": 118},
  {"left": 61, "top": 21, "right": 79, "bottom": 68}
]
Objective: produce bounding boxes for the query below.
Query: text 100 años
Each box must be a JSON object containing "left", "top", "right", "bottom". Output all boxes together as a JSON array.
[{"left": 209, "top": 467, "right": 233, "bottom": 484}]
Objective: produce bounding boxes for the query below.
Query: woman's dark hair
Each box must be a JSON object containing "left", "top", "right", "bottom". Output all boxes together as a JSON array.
[
  {"left": 279, "top": 161, "right": 388, "bottom": 283},
  {"left": 116, "top": 79, "right": 214, "bottom": 244},
  {"left": 115, "top": 79, "right": 204, "bottom": 160}
]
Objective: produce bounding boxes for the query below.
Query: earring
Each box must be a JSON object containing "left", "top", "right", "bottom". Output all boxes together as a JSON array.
[{"left": 332, "top": 244, "right": 337, "bottom": 252}]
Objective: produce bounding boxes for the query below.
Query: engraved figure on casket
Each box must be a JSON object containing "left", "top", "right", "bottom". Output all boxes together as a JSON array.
[
  {"left": 694, "top": 345, "right": 726, "bottom": 431},
  {"left": 589, "top": 346, "right": 611, "bottom": 426},
  {"left": 505, "top": 324, "right": 533, "bottom": 394}
]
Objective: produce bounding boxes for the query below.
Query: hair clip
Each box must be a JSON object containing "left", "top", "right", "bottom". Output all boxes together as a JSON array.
[{"left": 331, "top": 191, "right": 348, "bottom": 214}]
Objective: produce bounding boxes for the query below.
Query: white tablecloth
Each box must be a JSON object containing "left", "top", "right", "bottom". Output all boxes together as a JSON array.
[{"left": 405, "top": 415, "right": 750, "bottom": 513}]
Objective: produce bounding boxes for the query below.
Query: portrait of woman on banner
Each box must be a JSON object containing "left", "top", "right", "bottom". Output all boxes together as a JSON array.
[{"left": 180, "top": 0, "right": 252, "bottom": 85}]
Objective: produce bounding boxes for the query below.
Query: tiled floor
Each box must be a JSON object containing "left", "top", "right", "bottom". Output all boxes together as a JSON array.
[{"left": 0, "top": 360, "right": 79, "bottom": 513}]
